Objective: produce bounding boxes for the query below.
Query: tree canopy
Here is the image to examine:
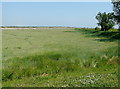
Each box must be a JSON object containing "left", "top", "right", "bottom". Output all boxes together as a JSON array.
[
  {"left": 96, "top": 12, "right": 115, "bottom": 31},
  {"left": 112, "top": 1, "right": 120, "bottom": 23},
  {"left": 112, "top": 0, "right": 120, "bottom": 30}
]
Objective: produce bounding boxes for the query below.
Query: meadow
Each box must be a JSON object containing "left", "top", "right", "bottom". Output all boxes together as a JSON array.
[{"left": 2, "top": 27, "right": 119, "bottom": 87}]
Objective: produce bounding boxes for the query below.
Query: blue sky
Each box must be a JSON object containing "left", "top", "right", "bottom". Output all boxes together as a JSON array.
[
  {"left": 2, "top": 2, "right": 114, "bottom": 28},
  {"left": 0, "top": 2, "right": 2, "bottom": 26}
]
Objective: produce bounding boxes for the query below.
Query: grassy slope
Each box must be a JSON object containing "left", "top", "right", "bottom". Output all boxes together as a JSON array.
[{"left": 2, "top": 28, "right": 118, "bottom": 87}]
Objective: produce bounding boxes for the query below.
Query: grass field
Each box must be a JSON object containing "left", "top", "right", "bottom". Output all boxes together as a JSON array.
[{"left": 2, "top": 28, "right": 119, "bottom": 87}]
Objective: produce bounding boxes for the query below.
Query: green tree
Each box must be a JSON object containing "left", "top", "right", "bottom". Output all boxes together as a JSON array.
[
  {"left": 112, "top": 0, "right": 120, "bottom": 30},
  {"left": 96, "top": 12, "right": 115, "bottom": 31}
]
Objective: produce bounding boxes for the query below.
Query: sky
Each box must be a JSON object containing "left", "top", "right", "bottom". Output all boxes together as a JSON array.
[
  {"left": 2, "top": 2, "right": 115, "bottom": 28},
  {"left": 2, "top": 0, "right": 111, "bottom": 2},
  {"left": 0, "top": 2, "right": 2, "bottom": 26}
]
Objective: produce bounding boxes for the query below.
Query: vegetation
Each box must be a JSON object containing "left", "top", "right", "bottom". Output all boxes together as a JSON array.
[
  {"left": 2, "top": 28, "right": 118, "bottom": 87},
  {"left": 96, "top": 12, "right": 115, "bottom": 31},
  {"left": 95, "top": 27, "right": 100, "bottom": 30},
  {"left": 2, "top": 1, "right": 119, "bottom": 87},
  {"left": 112, "top": 1, "right": 120, "bottom": 30}
]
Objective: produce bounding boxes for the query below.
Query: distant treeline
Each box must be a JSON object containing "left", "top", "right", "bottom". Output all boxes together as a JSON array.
[
  {"left": 1, "top": 26, "right": 38, "bottom": 28},
  {"left": 0, "top": 26, "right": 75, "bottom": 28}
]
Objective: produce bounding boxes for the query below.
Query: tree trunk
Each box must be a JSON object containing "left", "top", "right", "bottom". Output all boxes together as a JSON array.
[
  {"left": 101, "top": 27, "right": 104, "bottom": 31},
  {"left": 118, "top": 24, "right": 120, "bottom": 32}
]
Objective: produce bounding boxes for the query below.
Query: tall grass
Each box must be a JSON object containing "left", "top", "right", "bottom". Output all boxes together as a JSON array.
[
  {"left": 2, "top": 46, "right": 118, "bottom": 81},
  {"left": 2, "top": 28, "right": 118, "bottom": 87},
  {"left": 75, "top": 28, "right": 120, "bottom": 41}
]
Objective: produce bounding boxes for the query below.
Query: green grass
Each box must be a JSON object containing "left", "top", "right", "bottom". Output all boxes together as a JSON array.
[
  {"left": 75, "top": 28, "right": 120, "bottom": 42},
  {"left": 2, "top": 28, "right": 119, "bottom": 87}
]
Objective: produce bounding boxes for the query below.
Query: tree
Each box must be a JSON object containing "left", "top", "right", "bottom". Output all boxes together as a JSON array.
[
  {"left": 95, "top": 27, "right": 100, "bottom": 30},
  {"left": 112, "top": 0, "right": 120, "bottom": 30},
  {"left": 96, "top": 12, "right": 115, "bottom": 31}
]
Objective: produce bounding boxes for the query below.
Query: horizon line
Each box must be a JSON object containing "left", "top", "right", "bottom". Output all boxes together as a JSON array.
[{"left": 1, "top": 25, "right": 96, "bottom": 28}]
